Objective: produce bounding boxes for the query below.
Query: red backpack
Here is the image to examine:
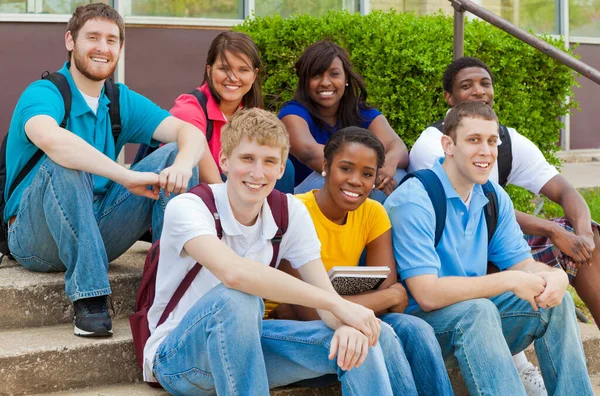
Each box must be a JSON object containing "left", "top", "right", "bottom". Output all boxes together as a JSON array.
[{"left": 129, "top": 183, "right": 289, "bottom": 375}]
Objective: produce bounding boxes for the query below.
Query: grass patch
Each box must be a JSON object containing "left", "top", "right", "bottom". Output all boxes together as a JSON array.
[
  {"left": 539, "top": 187, "right": 600, "bottom": 221},
  {"left": 539, "top": 187, "right": 600, "bottom": 324}
]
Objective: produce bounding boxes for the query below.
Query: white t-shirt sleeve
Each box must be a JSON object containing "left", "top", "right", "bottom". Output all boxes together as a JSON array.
[
  {"left": 408, "top": 127, "right": 445, "bottom": 172},
  {"left": 162, "top": 193, "right": 218, "bottom": 258},
  {"left": 278, "top": 195, "right": 322, "bottom": 269},
  {"left": 507, "top": 128, "right": 559, "bottom": 194}
]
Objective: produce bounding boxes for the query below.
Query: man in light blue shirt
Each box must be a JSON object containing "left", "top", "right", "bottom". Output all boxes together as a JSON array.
[
  {"left": 385, "top": 101, "right": 592, "bottom": 395},
  {"left": 4, "top": 3, "right": 212, "bottom": 337}
]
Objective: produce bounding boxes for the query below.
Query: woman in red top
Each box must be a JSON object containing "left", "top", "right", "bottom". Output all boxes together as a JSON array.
[{"left": 170, "top": 31, "right": 295, "bottom": 193}]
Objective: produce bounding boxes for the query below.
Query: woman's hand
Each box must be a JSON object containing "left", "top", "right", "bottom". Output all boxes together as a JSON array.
[{"left": 376, "top": 163, "right": 399, "bottom": 196}]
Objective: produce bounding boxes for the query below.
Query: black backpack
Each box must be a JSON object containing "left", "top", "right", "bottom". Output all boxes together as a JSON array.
[
  {"left": 132, "top": 89, "right": 213, "bottom": 166},
  {"left": 0, "top": 72, "right": 122, "bottom": 261},
  {"left": 399, "top": 169, "right": 499, "bottom": 248},
  {"left": 430, "top": 119, "right": 513, "bottom": 187}
]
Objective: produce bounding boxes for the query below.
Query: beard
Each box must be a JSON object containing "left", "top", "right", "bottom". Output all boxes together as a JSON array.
[{"left": 71, "top": 49, "right": 117, "bottom": 82}]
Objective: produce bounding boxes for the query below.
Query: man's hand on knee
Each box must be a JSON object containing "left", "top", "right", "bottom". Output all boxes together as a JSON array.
[
  {"left": 122, "top": 170, "right": 160, "bottom": 199},
  {"left": 159, "top": 162, "right": 193, "bottom": 196},
  {"left": 510, "top": 271, "right": 546, "bottom": 311},
  {"left": 329, "top": 300, "right": 381, "bottom": 347},
  {"left": 550, "top": 225, "right": 593, "bottom": 266},
  {"left": 329, "top": 325, "right": 370, "bottom": 371},
  {"left": 535, "top": 270, "right": 569, "bottom": 309}
]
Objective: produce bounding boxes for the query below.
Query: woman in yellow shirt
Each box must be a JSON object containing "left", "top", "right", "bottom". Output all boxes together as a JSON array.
[{"left": 271, "top": 127, "right": 452, "bottom": 395}]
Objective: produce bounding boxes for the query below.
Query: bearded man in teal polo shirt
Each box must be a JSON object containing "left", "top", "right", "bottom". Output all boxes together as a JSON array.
[{"left": 4, "top": 3, "right": 209, "bottom": 337}]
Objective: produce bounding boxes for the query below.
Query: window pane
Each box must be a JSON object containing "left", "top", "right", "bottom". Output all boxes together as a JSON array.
[
  {"left": 0, "top": 0, "right": 25, "bottom": 12},
  {"left": 254, "top": 0, "right": 359, "bottom": 18},
  {"left": 42, "top": 0, "right": 111, "bottom": 14},
  {"left": 570, "top": 0, "right": 600, "bottom": 38},
  {"left": 0, "top": 0, "right": 111, "bottom": 14},
  {"left": 371, "top": 0, "right": 558, "bottom": 35},
  {"left": 128, "top": 0, "right": 243, "bottom": 19}
]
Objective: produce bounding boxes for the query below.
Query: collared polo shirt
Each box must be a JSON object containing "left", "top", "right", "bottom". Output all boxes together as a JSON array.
[
  {"left": 4, "top": 62, "right": 169, "bottom": 220},
  {"left": 384, "top": 160, "right": 532, "bottom": 313},
  {"left": 169, "top": 83, "right": 228, "bottom": 171}
]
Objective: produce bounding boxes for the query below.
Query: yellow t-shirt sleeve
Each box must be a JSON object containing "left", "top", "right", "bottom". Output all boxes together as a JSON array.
[{"left": 365, "top": 199, "right": 392, "bottom": 245}]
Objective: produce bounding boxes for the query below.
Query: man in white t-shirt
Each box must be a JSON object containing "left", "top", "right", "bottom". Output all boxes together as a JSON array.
[
  {"left": 144, "top": 108, "right": 408, "bottom": 395},
  {"left": 409, "top": 56, "right": 600, "bottom": 395}
]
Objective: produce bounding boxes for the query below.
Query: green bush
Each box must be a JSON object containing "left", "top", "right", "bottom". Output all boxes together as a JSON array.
[{"left": 235, "top": 10, "right": 577, "bottom": 212}]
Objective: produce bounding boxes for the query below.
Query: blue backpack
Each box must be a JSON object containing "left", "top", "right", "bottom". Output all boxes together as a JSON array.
[{"left": 399, "top": 169, "right": 499, "bottom": 247}]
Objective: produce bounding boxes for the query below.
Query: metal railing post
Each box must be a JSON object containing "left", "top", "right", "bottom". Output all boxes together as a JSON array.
[{"left": 453, "top": 3, "right": 465, "bottom": 60}]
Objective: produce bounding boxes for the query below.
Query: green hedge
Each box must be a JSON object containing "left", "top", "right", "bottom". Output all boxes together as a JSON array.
[{"left": 235, "top": 10, "right": 577, "bottom": 212}]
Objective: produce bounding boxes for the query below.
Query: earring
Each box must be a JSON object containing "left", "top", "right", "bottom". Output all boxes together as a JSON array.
[
  {"left": 373, "top": 184, "right": 376, "bottom": 190},
  {"left": 321, "top": 171, "right": 326, "bottom": 177},
  {"left": 345, "top": 83, "right": 349, "bottom": 87}
]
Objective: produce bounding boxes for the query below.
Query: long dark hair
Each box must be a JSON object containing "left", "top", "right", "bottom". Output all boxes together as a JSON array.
[
  {"left": 203, "top": 31, "right": 263, "bottom": 109},
  {"left": 293, "top": 41, "right": 370, "bottom": 130}
]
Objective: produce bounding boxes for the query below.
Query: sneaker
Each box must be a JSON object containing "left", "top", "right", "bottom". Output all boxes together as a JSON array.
[
  {"left": 73, "top": 296, "right": 113, "bottom": 337},
  {"left": 519, "top": 362, "right": 547, "bottom": 396}
]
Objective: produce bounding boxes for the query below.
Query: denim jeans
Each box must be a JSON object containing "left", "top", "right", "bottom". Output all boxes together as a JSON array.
[
  {"left": 411, "top": 291, "right": 592, "bottom": 396},
  {"left": 153, "top": 284, "right": 412, "bottom": 396},
  {"left": 294, "top": 168, "right": 407, "bottom": 204},
  {"left": 379, "top": 313, "right": 453, "bottom": 395},
  {"left": 7, "top": 143, "right": 198, "bottom": 302}
]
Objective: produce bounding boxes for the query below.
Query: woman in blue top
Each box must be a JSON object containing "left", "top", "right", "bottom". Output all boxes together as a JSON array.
[{"left": 279, "top": 40, "right": 409, "bottom": 202}]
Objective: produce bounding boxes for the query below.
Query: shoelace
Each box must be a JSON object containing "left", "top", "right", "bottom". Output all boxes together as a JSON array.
[{"left": 82, "top": 297, "right": 108, "bottom": 315}]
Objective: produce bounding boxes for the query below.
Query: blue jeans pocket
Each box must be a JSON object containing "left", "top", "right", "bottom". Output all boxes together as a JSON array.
[
  {"left": 11, "top": 252, "right": 64, "bottom": 272},
  {"left": 161, "top": 367, "right": 215, "bottom": 395}
]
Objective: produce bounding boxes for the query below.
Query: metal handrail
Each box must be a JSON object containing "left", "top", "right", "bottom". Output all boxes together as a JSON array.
[{"left": 449, "top": 0, "right": 600, "bottom": 85}]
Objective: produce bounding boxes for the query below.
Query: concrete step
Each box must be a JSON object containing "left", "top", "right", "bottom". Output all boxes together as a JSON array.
[
  {"left": 5, "top": 318, "right": 599, "bottom": 395},
  {"left": 31, "top": 374, "right": 600, "bottom": 395},
  {"left": 0, "top": 241, "right": 150, "bottom": 330},
  {"left": 593, "top": 373, "right": 600, "bottom": 395},
  {"left": 32, "top": 382, "right": 341, "bottom": 396},
  {"left": 0, "top": 318, "right": 139, "bottom": 396}
]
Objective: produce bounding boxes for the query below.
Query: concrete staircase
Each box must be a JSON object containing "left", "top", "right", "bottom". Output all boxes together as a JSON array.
[{"left": 1, "top": 242, "right": 599, "bottom": 395}]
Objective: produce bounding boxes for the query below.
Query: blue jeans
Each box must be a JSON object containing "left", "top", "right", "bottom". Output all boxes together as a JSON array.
[
  {"left": 153, "top": 284, "right": 411, "bottom": 396},
  {"left": 7, "top": 143, "right": 198, "bottom": 302},
  {"left": 411, "top": 291, "right": 592, "bottom": 396},
  {"left": 379, "top": 313, "right": 453, "bottom": 395},
  {"left": 294, "top": 168, "right": 407, "bottom": 204}
]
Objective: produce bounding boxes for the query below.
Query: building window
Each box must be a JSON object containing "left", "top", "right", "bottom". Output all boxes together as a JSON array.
[
  {"left": 254, "top": 0, "right": 359, "bottom": 18},
  {"left": 0, "top": 0, "right": 111, "bottom": 14},
  {"left": 370, "top": 0, "right": 559, "bottom": 35},
  {"left": 127, "top": 0, "right": 243, "bottom": 19},
  {"left": 570, "top": 0, "right": 600, "bottom": 38}
]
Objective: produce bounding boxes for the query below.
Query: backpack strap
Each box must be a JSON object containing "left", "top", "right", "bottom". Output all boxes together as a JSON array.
[
  {"left": 7, "top": 72, "right": 71, "bottom": 200},
  {"left": 266, "top": 190, "right": 289, "bottom": 268},
  {"left": 189, "top": 89, "right": 215, "bottom": 143},
  {"left": 104, "top": 78, "right": 122, "bottom": 145},
  {"left": 481, "top": 181, "right": 499, "bottom": 245},
  {"left": 430, "top": 118, "right": 444, "bottom": 132},
  {"left": 496, "top": 125, "right": 512, "bottom": 187},
  {"left": 399, "top": 169, "right": 446, "bottom": 247},
  {"left": 156, "top": 183, "right": 221, "bottom": 327}
]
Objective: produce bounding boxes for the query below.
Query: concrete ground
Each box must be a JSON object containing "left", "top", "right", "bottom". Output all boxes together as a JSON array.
[{"left": 561, "top": 161, "right": 600, "bottom": 189}]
